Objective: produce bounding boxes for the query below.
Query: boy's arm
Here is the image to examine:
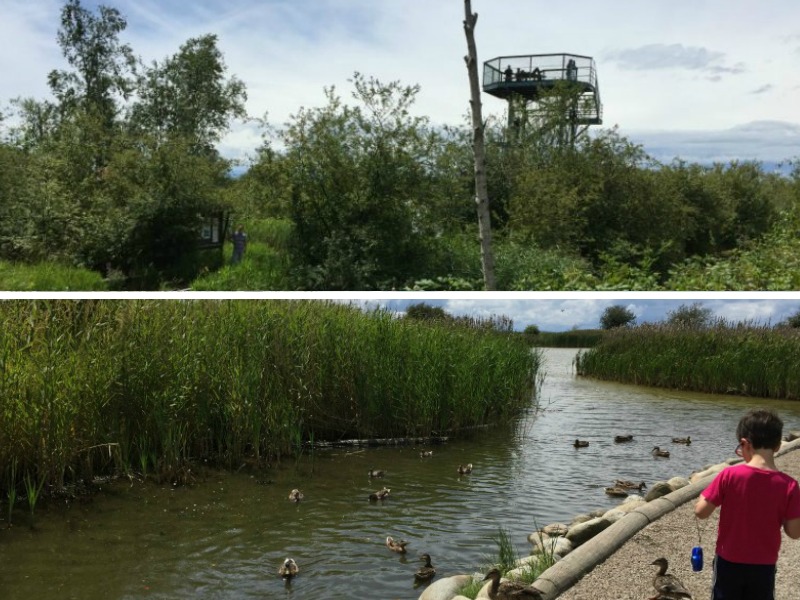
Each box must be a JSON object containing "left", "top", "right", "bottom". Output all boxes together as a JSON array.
[
  {"left": 784, "top": 517, "right": 800, "bottom": 539},
  {"left": 695, "top": 494, "right": 717, "bottom": 519}
]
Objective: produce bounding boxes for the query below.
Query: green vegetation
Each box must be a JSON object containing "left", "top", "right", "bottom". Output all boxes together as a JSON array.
[
  {"left": 576, "top": 320, "right": 800, "bottom": 398},
  {"left": 458, "top": 527, "right": 557, "bottom": 599},
  {"left": 2, "top": 0, "right": 799, "bottom": 290},
  {"left": 600, "top": 305, "right": 637, "bottom": 329},
  {"left": 528, "top": 329, "right": 604, "bottom": 348},
  {"left": 191, "top": 219, "right": 293, "bottom": 290},
  {"left": 0, "top": 300, "right": 539, "bottom": 522},
  {"left": 0, "top": 260, "right": 108, "bottom": 291}
]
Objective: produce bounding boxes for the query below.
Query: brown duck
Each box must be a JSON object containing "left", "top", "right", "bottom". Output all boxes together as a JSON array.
[
  {"left": 414, "top": 553, "right": 436, "bottom": 582},
  {"left": 573, "top": 439, "right": 589, "bottom": 448},
  {"left": 482, "top": 568, "right": 544, "bottom": 599},
  {"left": 615, "top": 479, "right": 647, "bottom": 491},
  {"left": 277, "top": 557, "right": 299, "bottom": 579},
  {"left": 368, "top": 486, "right": 391, "bottom": 501},
  {"left": 457, "top": 463, "right": 473, "bottom": 475},
  {"left": 650, "top": 557, "right": 692, "bottom": 599},
  {"left": 288, "top": 488, "right": 304, "bottom": 502},
  {"left": 386, "top": 536, "right": 409, "bottom": 553}
]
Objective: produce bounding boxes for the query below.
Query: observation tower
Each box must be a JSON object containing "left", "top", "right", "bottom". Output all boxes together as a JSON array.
[{"left": 482, "top": 53, "right": 602, "bottom": 144}]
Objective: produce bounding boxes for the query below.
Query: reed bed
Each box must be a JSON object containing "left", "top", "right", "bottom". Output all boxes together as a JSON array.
[
  {"left": 0, "top": 300, "right": 538, "bottom": 514},
  {"left": 575, "top": 320, "right": 800, "bottom": 399},
  {"left": 529, "top": 329, "right": 604, "bottom": 348}
]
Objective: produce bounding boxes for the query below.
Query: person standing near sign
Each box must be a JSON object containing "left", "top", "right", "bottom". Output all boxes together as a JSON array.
[{"left": 231, "top": 224, "right": 247, "bottom": 264}]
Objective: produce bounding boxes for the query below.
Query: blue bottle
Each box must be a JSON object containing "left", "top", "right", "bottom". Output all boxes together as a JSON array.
[{"left": 691, "top": 546, "right": 704, "bottom": 572}]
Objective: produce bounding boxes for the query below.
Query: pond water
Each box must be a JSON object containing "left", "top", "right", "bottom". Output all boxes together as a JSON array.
[{"left": 3, "top": 347, "right": 800, "bottom": 600}]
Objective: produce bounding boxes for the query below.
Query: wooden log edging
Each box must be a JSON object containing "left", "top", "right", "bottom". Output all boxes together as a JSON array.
[
  {"left": 530, "top": 438, "right": 800, "bottom": 599},
  {"left": 307, "top": 435, "right": 449, "bottom": 449}
]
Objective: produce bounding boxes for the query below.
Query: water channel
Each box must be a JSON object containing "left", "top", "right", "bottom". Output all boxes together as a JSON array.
[{"left": 3, "top": 347, "right": 800, "bottom": 599}]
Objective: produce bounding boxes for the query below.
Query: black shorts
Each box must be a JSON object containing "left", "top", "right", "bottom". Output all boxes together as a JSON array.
[{"left": 712, "top": 554, "right": 777, "bottom": 600}]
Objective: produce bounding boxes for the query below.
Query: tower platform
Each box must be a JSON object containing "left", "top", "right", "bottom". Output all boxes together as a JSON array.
[{"left": 483, "top": 53, "right": 602, "bottom": 125}]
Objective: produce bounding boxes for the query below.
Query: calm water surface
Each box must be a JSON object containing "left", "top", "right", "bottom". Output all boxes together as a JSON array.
[{"left": 3, "top": 348, "right": 800, "bottom": 599}]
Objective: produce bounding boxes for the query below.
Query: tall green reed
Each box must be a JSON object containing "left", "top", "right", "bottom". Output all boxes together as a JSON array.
[
  {"left": 0, "top": 300, "right": 539, "bottom": 501},
  {"left": 576, "top": 320, "right": 800, "bottom": 398}
]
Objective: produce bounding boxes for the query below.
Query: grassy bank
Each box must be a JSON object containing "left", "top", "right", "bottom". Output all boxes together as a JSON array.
[
  {"left": 191, "top": 219, "right": 294, "bottom": 290},
  {"left": 575, "top": 321, "right": 800, "bottom": 398},
  {"left": 0, "top": 260, "right": 108, "bottom": 291},
  {"left": 0, "top": 300, "right": 538, "bottom": 517}
]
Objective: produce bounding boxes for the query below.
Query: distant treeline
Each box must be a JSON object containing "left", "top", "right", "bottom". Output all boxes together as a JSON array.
[
  {"left": 525, "top": 329, "right": 604, "bottom": 348},
  {"left": 0, "top": 300, "right": 539, "bottom": 514},
  {"left": 575, "top": 321, "right": 800, "bottom": 399}
]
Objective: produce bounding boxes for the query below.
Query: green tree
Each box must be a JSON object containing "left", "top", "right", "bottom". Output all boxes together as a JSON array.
[
  {"left": 281, "top": 73, "right": 437, "bottom": 289},
  {"left": 48, "top": 0, "right": 135, "bottom": 141},
  {"left": 129, "top": 34, "right": 246, "bottom": 156},
  {"left": 405, "top": 303, "right": 451, "bottom": 322},
  {"left": 599, "top": 305, "right": 636, "bottom": 329},
  {"left": 781, "top": 309, "right": 800, "bottom": 329},
  {"left": 524, "top": 324, "right": 540, "bottom": 336},
  {"left": 666, "top": 303, "right": 714, "bottom": 329}
]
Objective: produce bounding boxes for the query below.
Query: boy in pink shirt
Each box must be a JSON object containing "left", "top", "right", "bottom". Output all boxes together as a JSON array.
[{"left": 695, "top": 409, "right": 800, "bottom": 600}]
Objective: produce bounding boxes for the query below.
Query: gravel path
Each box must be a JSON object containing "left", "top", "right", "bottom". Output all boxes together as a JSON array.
[{"left": 555, "top": 446, "right": 800, "bottom": 600}]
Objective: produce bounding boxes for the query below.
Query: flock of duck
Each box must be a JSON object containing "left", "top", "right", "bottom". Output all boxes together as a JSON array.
[
  {"left": 279, "top": 450, "right": 475, "bottom": 588},
  {"left": 571, "top": 434, "right": 692, "bottom": 499},
  {"left": 278, "top": 442, "right": 696, "bottom": 598}
]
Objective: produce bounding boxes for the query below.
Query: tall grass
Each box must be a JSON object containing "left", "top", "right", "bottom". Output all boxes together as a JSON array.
[
  {"left": 190, "top": 219, "right": 294, "bottom": 290},
  {"left": 0, "top": 260, "right": 108, "bottom": 291},
  {"left": 0, "top": 300, "right": 539, "bottom": 505},
  {"left": 576, "top": 320, "right": 800, "bottom": 398}
]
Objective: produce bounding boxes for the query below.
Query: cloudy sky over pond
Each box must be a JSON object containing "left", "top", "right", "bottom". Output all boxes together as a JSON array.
[
  {"left": 366, "top": 296, "right": 800, "bottom": 332},
  {"left": 3, "top": 0, "right": 799, "bottom": 165}
]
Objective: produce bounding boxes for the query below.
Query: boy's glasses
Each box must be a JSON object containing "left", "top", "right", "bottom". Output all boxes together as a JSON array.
[{"left": 735, "top": 439, "right": 751, "bottom": 457}]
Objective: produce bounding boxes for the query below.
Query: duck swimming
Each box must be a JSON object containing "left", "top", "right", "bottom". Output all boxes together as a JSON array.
[
  {"left": 614, "top": 435, "right": 634, "bottom": 443},
  {"left": 482, "top": 568, "right": 544, "bottom": 599},
  {"left": 652, "top": 446, "right": 671, "bottom": 458},
  {"left": 369, "top": 486, "right": 391, "bottom": 501},
  {"left": 573, "top": 439, "right": 589, "bottom": 448},
  {"left": 288, "top": 489, "right": 304, "bottom": 502},
  {"left": 368, "top": 469, "right": 385, "bottom": 478},
  {"left": 414, "top": 553, "right": 436, "bottom": 582},
  {"left": 615, "top": 480, "right": 646, "bottom": 491},
  {"left": 457, "top": 463, "right": 473, "bottom": 475},
  {"left": 671, "top": 436, "right": 691, "bottom": 445},
  {"left": 651, "top": 557, "right": 692, "bottom": 599},
  {"left": 278, "top": 557, "right": 299, "bottom": 579},
  {"left": 386, "top": 536, "right": 409, "bottom": 553}
]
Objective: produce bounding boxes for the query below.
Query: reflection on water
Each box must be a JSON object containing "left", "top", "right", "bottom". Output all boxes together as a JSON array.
[{"left": 3, "top": 348, "right": 800, "bottom": 599}]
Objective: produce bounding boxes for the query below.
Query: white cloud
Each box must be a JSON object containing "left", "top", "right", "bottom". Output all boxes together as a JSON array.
[{"left": 604, "top": 44, "right": 743, "bottom": 74}]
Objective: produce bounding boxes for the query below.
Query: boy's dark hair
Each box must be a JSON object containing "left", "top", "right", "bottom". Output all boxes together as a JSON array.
[{"left": 736, "top": 409, "right": 783, "bottom": 450}]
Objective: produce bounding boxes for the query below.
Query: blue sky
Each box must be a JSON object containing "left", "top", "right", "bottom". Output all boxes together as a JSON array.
[
  {"left": 363, "top": 296, "right": 800, "bottom": 332},
  {"left": 2, "top": 0, "right": 800, "bottom": 166}
]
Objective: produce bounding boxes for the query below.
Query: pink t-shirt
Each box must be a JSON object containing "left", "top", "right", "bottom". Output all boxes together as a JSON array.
[{"left": 702, "top": 463, "right": 800, "bottom": 564}]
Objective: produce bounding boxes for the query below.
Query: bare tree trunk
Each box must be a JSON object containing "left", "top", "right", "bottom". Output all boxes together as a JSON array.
[{"left": 463, "top": 0, "right": 496, "bottom": 290}]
